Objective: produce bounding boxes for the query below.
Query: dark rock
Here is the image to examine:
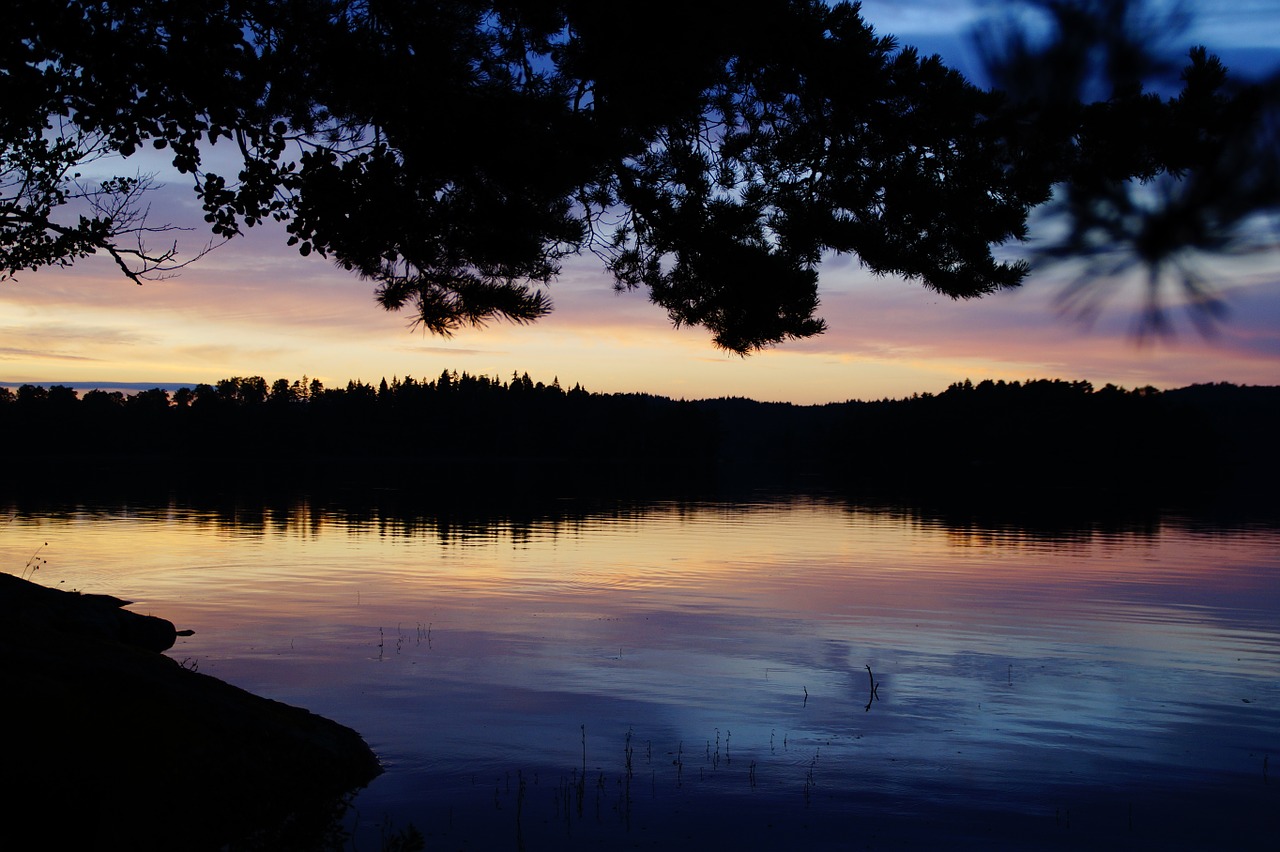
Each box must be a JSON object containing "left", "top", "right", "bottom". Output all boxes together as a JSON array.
[
  {"left": 0, "top": 570, "right": 185, "bottom": 651},
  {"left": 0, "top": 572, "right": 382, "bottom": 849}
]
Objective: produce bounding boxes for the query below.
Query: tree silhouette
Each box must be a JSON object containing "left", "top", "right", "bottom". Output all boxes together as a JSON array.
[
  {"left": 977, "top": 0, "right": 1280, "bottom": 335},
  {"left": 6, "top": 373, "right": 1274, "bottom": 506},
  {"left": 4, "top": 1, "right": 1276, "bottom": 350}
]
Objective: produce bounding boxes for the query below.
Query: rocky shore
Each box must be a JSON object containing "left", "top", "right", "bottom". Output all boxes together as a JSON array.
[{"left": 0, "top": 572, "right": 382, "bottom": 849}]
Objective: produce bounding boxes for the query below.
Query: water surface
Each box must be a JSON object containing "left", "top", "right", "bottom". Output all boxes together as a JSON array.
[{"left": 6, "top": 497, "right": 1278, "bottom": 849}]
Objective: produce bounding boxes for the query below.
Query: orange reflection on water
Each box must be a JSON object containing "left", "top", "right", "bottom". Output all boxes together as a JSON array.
[
  {"left": 6, "top": 499, "right": 1273, "bottom": 645},
  {"left": 5, "top": 497, "right": 1279, "bottom": 850}
]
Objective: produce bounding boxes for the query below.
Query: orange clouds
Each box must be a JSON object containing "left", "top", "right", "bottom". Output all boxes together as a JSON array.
[{"left": 4, "top": 180, "right": 1279, "bottom": 402}]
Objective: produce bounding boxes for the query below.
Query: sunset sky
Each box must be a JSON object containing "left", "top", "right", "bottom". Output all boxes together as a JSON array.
[{"left": 3, "top": 1, "right": 1278, "bottom": 405}]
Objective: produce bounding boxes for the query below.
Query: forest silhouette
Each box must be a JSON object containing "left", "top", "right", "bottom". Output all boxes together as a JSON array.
[{"left": 4, "top": 374, "right": 1276, "bottom": 509}]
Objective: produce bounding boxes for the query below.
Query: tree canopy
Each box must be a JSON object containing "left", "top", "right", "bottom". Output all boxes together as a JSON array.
[{"left": 4, "top": 0, "right": 1277, "bottom": 351}]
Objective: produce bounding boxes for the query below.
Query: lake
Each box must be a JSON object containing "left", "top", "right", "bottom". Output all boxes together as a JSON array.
[{"left": 5, "top": 494, "right": 1278, "bottom": 849}]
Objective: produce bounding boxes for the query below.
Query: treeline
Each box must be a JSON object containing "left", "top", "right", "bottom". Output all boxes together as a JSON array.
[
  {"left": 0, "top": 371, "right": 716, "bottom": 486},
  {"left": 829, "top": 379, "right": 1237, "bottom": 499},
  {"left": 3, "top": 374, "right": 1277, "bottom": 506},
  {"left": 695, "top": 377, "right": 1278, "bottom": 504}
]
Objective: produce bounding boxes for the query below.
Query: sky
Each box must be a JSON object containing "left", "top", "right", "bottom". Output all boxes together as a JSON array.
[{"left": 2, "top": 1, "right": 1278, "bottom": 405}]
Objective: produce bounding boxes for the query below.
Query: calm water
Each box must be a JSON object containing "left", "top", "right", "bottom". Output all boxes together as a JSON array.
[{"left": 6, "top": 496, "right": 1279, "bottom": 849}]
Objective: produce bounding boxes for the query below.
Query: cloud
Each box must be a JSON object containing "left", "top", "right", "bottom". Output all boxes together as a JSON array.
[
  {"left": 390, "top": 344, "right": 500, "bottom": 356},
  {"left": 1189, "top": 1, "right": 1280, "bottom": 51},
  {"left": 0, "top": 348, "right": 103, "bottom": 363},
  {"left": 168, "top": 344, "right": 294, "bottom": 365},
  {"left": 0, "top": 321, "right": 157, "bottom": 346},
  {"left": 859, "top": 0, "right": 984, "bottom": 36},
  {"left": 0, "top": 320, "right": 156, "bottom": 369}
]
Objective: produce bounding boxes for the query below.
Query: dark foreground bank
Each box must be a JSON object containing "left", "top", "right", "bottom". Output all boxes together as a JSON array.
[{"left": 0, "top": 572, "right": 381, "bottom": 850}]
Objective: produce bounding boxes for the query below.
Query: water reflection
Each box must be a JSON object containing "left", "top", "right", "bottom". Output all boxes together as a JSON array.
[
  {"left": 9, "top": 490, "right": 1258, "bottom": 544},
  {"left": 3, "top": 495, "right": 1278, "bottom": 849}
]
